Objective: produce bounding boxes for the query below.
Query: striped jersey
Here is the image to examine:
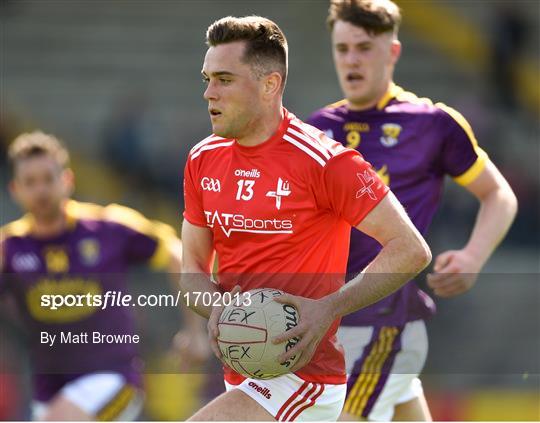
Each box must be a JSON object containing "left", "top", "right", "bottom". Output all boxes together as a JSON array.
[
  {"left": 308, "top": 83, "right": 488, "bottom": 326},
  {"left": 183, "top": 108, "right": 389, "bottom": 384}
]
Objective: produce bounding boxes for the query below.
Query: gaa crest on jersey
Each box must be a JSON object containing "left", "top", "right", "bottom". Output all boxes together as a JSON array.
[
  {"left": 266, "top": 178, "right": 291, "bottom": 210},
  {"left": 78, "top": 238, "right": 100, "bottom": 266},
  {"left": 44, "top": 247, "right": 69, "bottom": 273},
  {"left": 380, "top": 123, "right": 402, "bottom": 147},
  {"left": 201, "top": 177, "right": 221, "bottom": 192}
]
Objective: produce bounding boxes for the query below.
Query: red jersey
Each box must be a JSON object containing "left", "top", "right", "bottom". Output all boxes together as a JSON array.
[{"left": 183, "top": 108, "right": 388, "bottom": 384}]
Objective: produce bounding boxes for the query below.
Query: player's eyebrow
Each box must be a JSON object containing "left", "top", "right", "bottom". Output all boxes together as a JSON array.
[
  {"left": 335, "top": 40, "right": 373, "bottom": 48},
  {"left": 201, "top": 70, "right": 236, "bottom": 78}
]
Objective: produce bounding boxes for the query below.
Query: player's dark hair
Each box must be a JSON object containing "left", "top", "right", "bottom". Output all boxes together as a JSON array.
[
  {"left": 206, "top": 16, "right": 288, "bottom": 89},
  {"left": 328, "top": 0, "right": 401, "bottom": 36},
  {"left": 8, "top": 131, "right": 70, "bottom": 172}
]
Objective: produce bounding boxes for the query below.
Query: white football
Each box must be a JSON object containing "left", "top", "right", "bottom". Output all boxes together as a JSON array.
[{"left": 217, "top": 288, "right": 301, "bottom": 379}]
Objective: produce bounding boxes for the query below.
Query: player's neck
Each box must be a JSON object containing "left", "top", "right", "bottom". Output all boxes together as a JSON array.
[
  {"left": 236, "top": 105, "right": 284, "bottom": 147},
  {"left": 31, "top": 207, "right": 68, "bottom": 239},
  {"left": 347, "top": 81, "right": 393, "bottom": 111}
]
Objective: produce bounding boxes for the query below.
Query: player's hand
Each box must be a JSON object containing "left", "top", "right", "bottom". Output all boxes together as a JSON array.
[
  {"left": 207, "top": 285, "right": 242, "bottom": 361},
  {"left": 171, "top": 328, "right": 211, "bottom": 372},
  {"left": 427, "top": 249, "right": 483, "bottom": 298},
  {"left": 271, "top": 294, "right": 336, "bottom": 372}
]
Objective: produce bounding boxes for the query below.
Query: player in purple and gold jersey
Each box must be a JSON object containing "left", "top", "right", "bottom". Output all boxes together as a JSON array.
[
  {"left": 308, "top": 0, "right": 518, "bottom": 421},
  {"left": 0, "top": 131, "right": 194, "bottom": 420}
]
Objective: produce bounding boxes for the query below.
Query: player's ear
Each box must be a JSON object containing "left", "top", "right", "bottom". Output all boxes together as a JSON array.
[
  {"left": 390, "top": 39, "right": 401, "bottom": 65},
  {"left": 62, "top": 168, "right": 75, "bottom": 196},
  {"left": 8, "top": 179, "right": 19, "bottom": 201},
  {"left": 263, "top": 72, "right": 282, "bottom": 98}
]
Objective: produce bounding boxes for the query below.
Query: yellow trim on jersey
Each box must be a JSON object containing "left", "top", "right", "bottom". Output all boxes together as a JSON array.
[
  {"left": 435, "top": 102, "right": 488, "bottom": 186},
  {"left": 103, "top": 203, "right": 177, "bottom": 270},
  {"left": 97, "top": 384, "right": 136, "bottom": 421},
  {"left": 453, "top": 149, "right": 488, "bottom": 186},
  {"left": 377, "top": 83, "right": 434, "bottom": 110},
  {"left": 344, "top": 327, "right": 399, "bottom": 417},
  {"left": 1, "top": 215, "right": 34, "bottom": 240},
  {"left": 436, "top": 103, "right": 479, "bottom": 148},
  {"left": 325, "top": 98, "right": 348, "bottom": 109},
  {"left": 1, "top": 201, "right": 177, "bottom": 270},
  {"left": 376, "top": 83, "right": 403, "bottom": 110},
  {"left": 67, "top": 200, "right": 177, "bottom": 269}
]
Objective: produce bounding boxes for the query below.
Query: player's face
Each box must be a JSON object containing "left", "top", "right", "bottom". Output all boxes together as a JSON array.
[
  {"left": 202, "top": 41, "right": 264, "bottom": 139},
  {"left": 10, "top": 155, "right": 73, "bottom": 221},
  {"left": 332, "top": 20, "right": 401, "bottom": 110}
]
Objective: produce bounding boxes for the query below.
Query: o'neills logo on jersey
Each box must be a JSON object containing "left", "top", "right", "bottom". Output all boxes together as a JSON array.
[
  {"left": 234, "top": 168, "right": 261, "bottom": 178},
  {"left": 204, "top": 210, "right": 293, "bottom": 238},
  {"left": 248, "top": 381, "right": 272, "bottom": 399}
]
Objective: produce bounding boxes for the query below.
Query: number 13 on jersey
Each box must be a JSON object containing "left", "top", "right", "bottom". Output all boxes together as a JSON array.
[{"left": 236, "top": 179, "right": 255, "bottom": 201}]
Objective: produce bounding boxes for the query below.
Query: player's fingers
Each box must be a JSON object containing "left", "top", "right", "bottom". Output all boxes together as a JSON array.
[
  {"left": 208, "top": 307, "right": 222, "bottom": 340},
  {"left": 271, "top": 323, "right": 305, "bottom": 344},
  {"left": 273, "top": 293, "right": 303, "bottom": 309},
  {"left": 208, "top": 328, "right": 221, "bottom": 358},
  {"left": 209, "top": 337, "right": 222, "bottom": 359},
  {"left": 427, "top": 266, "right": 461, "bottom": 286},
  {"left": 434, "top": 285, "right": 465, "bottom": 298},
  {"left": 433, "top": 251, "right": 455, "bottom": 272},
  {"left": 278, "top": 333, "right": 311, "bottom": 364},
  {"left": 433, "top": 277, "right": 467, "bottom": 297},
  {"left": 433, "top": 272, "right": 473, "bottom": 291},
  {"left": 426, "top": 272, "right": 453, "bottom": 287},
  {"left": 289, "top": 341, "right": 316, "bottom": 372},
  {"left": 289, "top": 354, "right": 309, "bottom": 373},
  {"left": 230, "top": 285, "right": 242, "bottom": 295}
]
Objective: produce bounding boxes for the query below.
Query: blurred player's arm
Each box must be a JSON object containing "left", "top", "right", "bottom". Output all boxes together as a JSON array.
[
  {"left": 180, "top": 220, "right": 232, "bottom": 360},
  {"left": 104, "top": 204, "right": 211, "bottom": 365},
  {"left": 426, "top": 106, "right": 518, "bottom": 297},
  {"left": 179, "top": 219, "right": 219, "bottom": 319},
  {"left": 428, "top": 160, "right": 517, "bottom": 297}
]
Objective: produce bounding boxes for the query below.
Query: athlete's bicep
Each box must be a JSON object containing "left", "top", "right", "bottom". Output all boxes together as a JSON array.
[
  {"left": 181, "top": 219, "right": 215, "bottom": 275},
  {"left": 460, "top": 159, "right": 513, "bottom": 201},
  {"left": 354, "top": 191, "right": 420, "bottom": 247}
]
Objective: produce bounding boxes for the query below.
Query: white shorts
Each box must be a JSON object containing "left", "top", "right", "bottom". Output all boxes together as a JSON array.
[
  {"left": 32, "top": 373, "right": 143, "bottom": 421},
  {"left": 337, "top": 320, "right": 428, "bottom": 421},
  {"left": 225, "top": 373, "right": 346, "bottom": 421}
]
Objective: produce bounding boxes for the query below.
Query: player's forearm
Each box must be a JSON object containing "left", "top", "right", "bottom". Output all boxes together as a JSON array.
[
  {"left": 464, "top": 185, "right": 517, "bottom": 266},
  {"left": 325, "top": 235, "right": 431, "bottom": 319},
  {"left": 166, "top": 237, "right": 183, "bottom": 274},
  {"left": 179, "top": 267, "right": 220, "bottom": 319}
]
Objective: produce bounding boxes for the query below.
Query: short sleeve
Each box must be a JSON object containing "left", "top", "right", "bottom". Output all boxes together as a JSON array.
[
  {"left": 317, "top": 150, "right": 389, "bottom": 227},
  {"left": 182, "top": 155, "right": 207, "bottom": 227},
  {"left": 104, "top": 204, "right": 177, "bottom": 270},
  {"left": 437, "top": 104, "right": 488, "bottom": 186}
]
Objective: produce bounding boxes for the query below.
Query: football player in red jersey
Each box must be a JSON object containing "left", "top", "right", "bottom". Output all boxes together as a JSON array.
[{"left": 180, "top": 16, "right": 431, "bottom": 421}]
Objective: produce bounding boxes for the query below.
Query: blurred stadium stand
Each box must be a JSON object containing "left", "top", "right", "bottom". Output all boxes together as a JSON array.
[{"left": 1, "top": 0, "right": 539, "bottom": 420}]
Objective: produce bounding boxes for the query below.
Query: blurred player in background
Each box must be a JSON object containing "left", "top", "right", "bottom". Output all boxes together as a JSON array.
[
  {"left": 307, "top": 0, "right": 518, "bottom": 420},
  {"left": 0, "top": 131, "right": 201, "bottom": 420},
  {"left": 180, "top": 15, "right": 431, "bottom": 421}
]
